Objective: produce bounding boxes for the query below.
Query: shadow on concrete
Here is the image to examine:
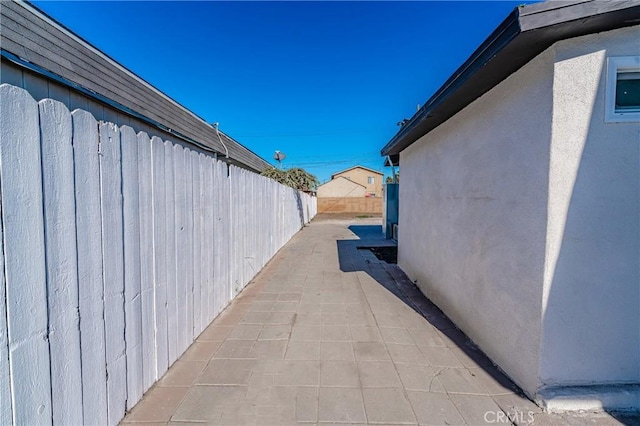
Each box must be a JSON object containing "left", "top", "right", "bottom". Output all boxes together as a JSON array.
[
  {"left": 347, "top": 224, "right": 385, "bottom": 240},
  {"left": 293, "top": 190, "right": 306, "bottom": 227},
  {"left": 337, "top": 224, "right": 526, "bottom": 402}
]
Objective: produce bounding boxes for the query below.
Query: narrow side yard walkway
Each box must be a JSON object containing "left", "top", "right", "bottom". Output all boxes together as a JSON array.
[{"left": 122, "top": 217, "right": 631, "bottom": 425}]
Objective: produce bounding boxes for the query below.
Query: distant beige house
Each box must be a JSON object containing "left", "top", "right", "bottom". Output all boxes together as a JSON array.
[
  {"left": 316, "top": 176, "right": 366, "bottom": 198},
  {"left": 318, "top": 166, "right": 383, "bottom": 197}
]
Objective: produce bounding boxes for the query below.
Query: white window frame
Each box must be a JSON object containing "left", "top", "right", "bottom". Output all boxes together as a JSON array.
[
  {"left": 605, "top": 56, "right": 640, "bottom": 123},
  {"left": 368, "top": 176, "right": 375, "bottom": 184}
]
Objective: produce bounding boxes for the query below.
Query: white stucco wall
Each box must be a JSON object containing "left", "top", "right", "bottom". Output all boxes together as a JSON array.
[
  {"left": 399, "top": 48, "right": 555, "bottom": 396},
  {"left": 540, "top": 26, "right": 640, "bottom": 388},
  {"left": 398, "top": 24, "right": 640, "bottom": 402}
]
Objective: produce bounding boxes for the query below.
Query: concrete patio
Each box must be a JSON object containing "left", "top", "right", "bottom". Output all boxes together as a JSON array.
[{"left": 121, "top": 217, "right": 636, "bottom": 425}]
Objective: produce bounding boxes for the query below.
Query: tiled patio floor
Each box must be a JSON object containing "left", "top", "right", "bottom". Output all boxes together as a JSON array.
[{"left": 121, "top": 217, "right": 635, "bottom": 425}]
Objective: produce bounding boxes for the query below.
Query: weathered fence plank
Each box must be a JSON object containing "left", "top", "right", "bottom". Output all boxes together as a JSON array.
[
  {"left": 173, "top": 144, "right": 188, "bottom": 354},
  {"left": 121, "top": 125, "right": 143, "bottom": 409},
  {"left": 39, "top": 99, "right": 83, "bottom": 425},
  {"left": 152, "top": 136, "right": 168, "bottom": 376},
  {"left": 185, "top": 149, "right": 194, "bottom": 343},
  {"left": 72, "top": 109, "right": 109, "bottom": 425},
  {"left": 98, "top": 122, "right": 127, "bottom": 425},
  {"left": 191, "top": 150, "right": 202, "bottom": 337},
  {"left": 0, "top": 147, "right": 12, "bottom": 426},
  {"left": 203, "top": 155, "right": 214, "bottom": 324},
  {"left": 137, "top": 132, "right": 156, "bottom": 392},
  {"left": 164, "top": 140, "right": 178, "bottom": 366},
  {"left": 0, "top": 84, "right": 52, "bottom": 425},
  {"left": 212, "top": 161, "right": 222, "bottom": 318}
]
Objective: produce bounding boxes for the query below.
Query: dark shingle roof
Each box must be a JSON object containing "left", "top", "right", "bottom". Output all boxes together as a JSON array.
[{"left": 0, "top": 1, "right": 271, "bottom": 172}]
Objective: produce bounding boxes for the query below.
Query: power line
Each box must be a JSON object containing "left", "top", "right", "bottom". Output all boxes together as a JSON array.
[{"left": 286, "top": 156, "right": 383, "bottom": 168}]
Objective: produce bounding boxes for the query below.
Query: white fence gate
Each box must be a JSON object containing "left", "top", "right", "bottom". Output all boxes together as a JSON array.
[{"left": 0, "top": 84, "right": 316, "bottom": 425}]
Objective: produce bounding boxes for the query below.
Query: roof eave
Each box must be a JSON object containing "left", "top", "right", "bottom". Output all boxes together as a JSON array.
[
  {"left": 330, "top": 165, "right": 384, "bottom": 178},
  {"left": 381, "top": 7, "right": 521, "bottom": 159},
  {"left": 381, "top": 0, "right": 640, "bottom": 164}
]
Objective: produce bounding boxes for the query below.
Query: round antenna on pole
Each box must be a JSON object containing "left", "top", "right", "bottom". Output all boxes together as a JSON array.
[{"left": 274, "top": 150, "right": 286, "bottom": 168}]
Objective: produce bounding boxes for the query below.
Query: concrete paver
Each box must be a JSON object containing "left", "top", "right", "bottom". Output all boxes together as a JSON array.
[{"left": 122, "top": 217, "right": 637, "bottom": 425}]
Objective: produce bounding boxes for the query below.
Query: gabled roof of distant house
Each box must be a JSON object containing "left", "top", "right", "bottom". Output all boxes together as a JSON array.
[
  {"left": 381, "top": 0, "right": 640, "bottom": 165},
  {"left": 331, "top": 165, "right": 384, "bottom": 179},
  {"left": 319, "top": 176, "right": 367, "bottom": 189},
  {"left": 0, "top": 1, "right": 271, "bottom": 173}
]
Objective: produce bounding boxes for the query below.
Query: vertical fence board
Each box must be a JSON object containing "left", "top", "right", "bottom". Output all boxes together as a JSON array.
[
  {"left": 221, "top": 161, "right": 228, "bottom": 315},
  {"left": 225, "top": 163, "right": 232, "bottom": 307},
  {"left": 164, "top": 141, "right": 178, "bottom": 365},
  {"left": 98, "top": 122, "right": 127, "bottom": 425},
  {"left": 152, "top": 136, "right": 168, "bottom": 376},
  {"left": 198, "top": 155, "right": 207, "bottom": 329},
  {"left": 173, "top": 144, "right": 188, "bottom": 354},
  {"left": 184, "top": 149, "right": 194, "bottom": 343},
  {"left": 0, "top": 184, "right": 11, "bottom": 426},
  {"left": 137, "top": 132, "right": 156, "bottom": 391},
  {"left": 0, "top": 84, "right": 52, "bottom": 425},
  {"left": 39, "top": 99, "right": 83, "bottom": 425},
  {"left": 121, "top": 126, "right": 143, "bottom": 409},
  {"left": 191, "top": 151, "right": 201, "bottom": 337},
  {"left": 212, "top": 161, "right": 221, "bottom": 317},
  {"left": 203, "top": 156, "right": 213, "bottom": 324},
  {"left": 72, "top": 109, "right": 109, "bottom": 425},
  {"left": 231, "top": 167, "right": 238, "bottom": 298}
]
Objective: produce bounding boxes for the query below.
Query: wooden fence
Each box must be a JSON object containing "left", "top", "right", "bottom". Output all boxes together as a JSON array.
[
  {"left": 317, "top": 197, "right": 383, "bottom": 214},
  {"left": 0, "top": 84, "right": 316, "bottom": 425}
]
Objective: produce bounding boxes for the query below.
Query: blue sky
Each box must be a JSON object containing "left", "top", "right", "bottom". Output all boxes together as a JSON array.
[{"left": 34, "top": 1, "right": 528, "bottom": 182}]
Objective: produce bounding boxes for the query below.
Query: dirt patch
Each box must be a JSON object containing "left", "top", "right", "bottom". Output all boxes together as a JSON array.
[{"left": 358, "top": 246, "right": 397, "bottom": 264}]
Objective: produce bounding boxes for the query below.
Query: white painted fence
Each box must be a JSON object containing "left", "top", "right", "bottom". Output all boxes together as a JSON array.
[{"left": 0, "top": 84, "right": 316, "bottom": 426}]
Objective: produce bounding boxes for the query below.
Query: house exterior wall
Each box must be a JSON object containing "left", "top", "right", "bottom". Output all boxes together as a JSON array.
[
  {"left": 333, "top": 167, "right": 383, "bottom": 197},
  {"left": 398, "top": 48, "right": 555, "bottom": 396},
  {"left": 317, "top": 176, "right": 366, "bottom": 198},
  {"left": 398, "top": 24, "right": 640, "bottom": 406},
  {"left": 540, "top": 26, "right": 640, "bottom": 390}
]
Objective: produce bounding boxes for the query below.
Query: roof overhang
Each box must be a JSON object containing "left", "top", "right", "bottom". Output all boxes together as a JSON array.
[
  {"left": 1, "top": 1, "right": 272, "bottom": 173},
  {"left": 381, "top": 0, "right": 640, "bottom": 165},
  {"left": 331, "top": 165, "right": 384, "bottom": 179}
]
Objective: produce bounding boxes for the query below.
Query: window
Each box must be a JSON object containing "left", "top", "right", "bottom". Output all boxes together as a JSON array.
[
  {"left": 605, "top": 56, "right": 640, "bottom": 122},
  {"left": 368, "top": 176, "right": 375, "bottom": 184}
]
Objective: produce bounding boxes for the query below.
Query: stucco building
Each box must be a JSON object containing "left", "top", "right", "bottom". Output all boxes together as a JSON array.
[
  {"left": 318, "top": 166, "right": 384, "bottom": 198},
  {"left": 381, "top": 0, "right": 639, "bottom": 413},
  {"left": 316, "top": 176, "right": 366, "bottom": 198}
]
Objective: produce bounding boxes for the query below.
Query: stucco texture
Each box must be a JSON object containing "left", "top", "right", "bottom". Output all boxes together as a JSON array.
[
  {"left": 541, "top": 25, "right": 640, "bottom": 388},
  {"left": 399, "top": 47, "right": 554, "bottom": 396},
  {"left": 317, "top": 176, "right": 366, "bottom": 198},
  {"left": 397, "top": 24, "right": 640, "bottom": 401},
  {"left": 333, "top": 167, "right": 383, "bottom": 197}
]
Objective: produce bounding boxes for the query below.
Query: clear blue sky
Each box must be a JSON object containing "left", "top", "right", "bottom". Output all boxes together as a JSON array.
[{"left": 34, "top": 1, "right": 530, "bottom": 182}]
